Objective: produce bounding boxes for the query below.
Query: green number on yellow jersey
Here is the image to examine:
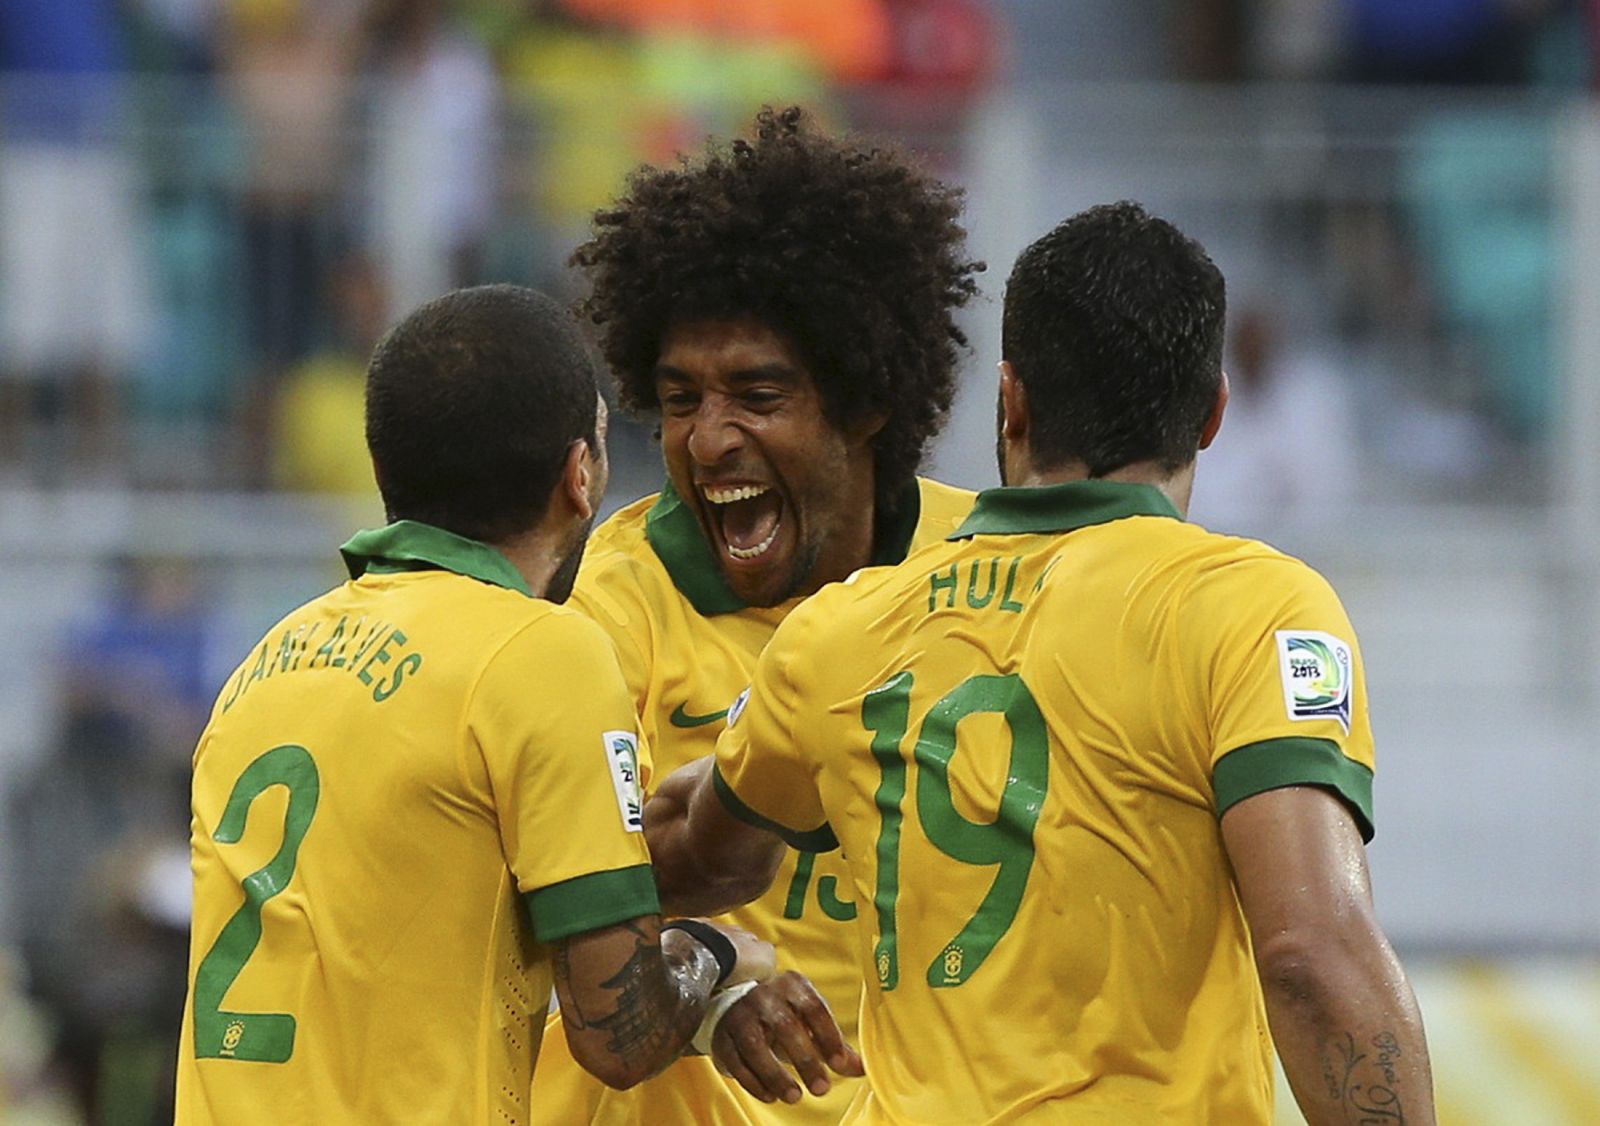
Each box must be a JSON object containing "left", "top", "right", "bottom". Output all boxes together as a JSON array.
[
  {"left": 864, "top": 671, "right": 1048, "bottom": 990},
  {"left": 192, "top": 744, "right": 320, "bottom": 1063}
]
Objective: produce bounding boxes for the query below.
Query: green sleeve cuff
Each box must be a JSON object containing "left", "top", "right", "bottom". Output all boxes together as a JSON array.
[
  {"left": 1214, "top": 737, "right": 1375, "bottom": 842},
  {"left": 523, "top": 863, "right": 661, "bottom": 944},
  {"left": 712, "top": 764, "right": 840, "bottom": 853}
]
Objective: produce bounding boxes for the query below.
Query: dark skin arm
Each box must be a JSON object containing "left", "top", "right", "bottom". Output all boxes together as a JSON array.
[
  {"left": 644, "top": 756, "right": 787, "bottom": 916},
  {"left": 640, "top": 758, "right": 865, "bottom": 1098},
  {"left": 1223, "top": 787, "right": 1435, "bottom": 1125},
  {"left": 554, "top": 914, "right": 769, "bottom": 1090}
]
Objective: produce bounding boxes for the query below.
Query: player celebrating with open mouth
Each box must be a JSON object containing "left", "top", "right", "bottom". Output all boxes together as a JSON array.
[
  {"left": 646, "top": 204, "right": 1436, "bottom": 1125},
  {"left": 528, "top": 106, "right": 982, "bottom": 1124}
]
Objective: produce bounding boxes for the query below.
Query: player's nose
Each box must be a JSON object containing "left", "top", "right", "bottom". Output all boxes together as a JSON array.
[{"left": 685, "top": 398, "right": 746, "bottom": 466}]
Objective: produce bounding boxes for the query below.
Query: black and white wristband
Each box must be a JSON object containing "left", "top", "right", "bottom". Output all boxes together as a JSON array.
[{"left": 662, "top": 919, "right": 737, "bottom": 988}]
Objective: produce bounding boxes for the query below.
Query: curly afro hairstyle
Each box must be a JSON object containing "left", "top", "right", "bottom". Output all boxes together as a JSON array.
[{"left": 572, "top": 106, "right": 982, "bottom": 509}]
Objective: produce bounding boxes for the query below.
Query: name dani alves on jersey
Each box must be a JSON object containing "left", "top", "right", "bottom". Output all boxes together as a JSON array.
[{"left": 220, "top": 614, "right": 424, "bottom": 714}]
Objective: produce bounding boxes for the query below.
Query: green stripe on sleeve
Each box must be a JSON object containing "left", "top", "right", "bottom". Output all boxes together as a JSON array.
[
  {"left": 523, "top": 863, "right": 661, "bottom": 944},
  {"left": 712, "top": 764, "right": 840, "bottom": 853},
  {"left": 1213, "top": 737, "right": 1375, "bottom": 842}
]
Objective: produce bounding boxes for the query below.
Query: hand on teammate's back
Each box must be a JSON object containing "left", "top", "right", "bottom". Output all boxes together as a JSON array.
[{"left": 713, "top": 970, "right": 865, "bottom": 1105}]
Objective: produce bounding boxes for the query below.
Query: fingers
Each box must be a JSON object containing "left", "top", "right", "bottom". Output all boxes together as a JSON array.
[
  {"left": 791, "top": 983, "right": 865, "bottom": 1079},
  {"left": 714, "top": 1001, "right": 804, "bottom": 1104},
  {"left": 711, "top": 972, "right": 863, "bottom": 1104},
  {"left": 763, "top": 989, "right": 838, "bottom": 1098}
]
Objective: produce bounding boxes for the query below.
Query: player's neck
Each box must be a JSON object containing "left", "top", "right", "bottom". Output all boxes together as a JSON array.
[
  {"left": 492, "top": 527, "right": 579, "bottom": 600},
  {"left": 1012, "top": 458, "right": 1196, "bottom": 518}
]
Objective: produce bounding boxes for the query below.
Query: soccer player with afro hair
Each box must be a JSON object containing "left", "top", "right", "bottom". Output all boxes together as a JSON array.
[{"left": 528, "top": 107, "right": 982, "bottom": 1123}]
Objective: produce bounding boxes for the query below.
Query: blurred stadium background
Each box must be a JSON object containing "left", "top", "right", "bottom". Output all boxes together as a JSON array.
[{"left": 1, "top": 1, "right": 1598, "bottom": 1122}]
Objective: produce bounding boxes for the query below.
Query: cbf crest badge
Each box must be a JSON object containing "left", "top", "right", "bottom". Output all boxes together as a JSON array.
[
  {"left": 1275, "top": 631, "right": 1354, "bottom": 733},
  {"left": 602, "top": 730, "right": 644, "bottom": 832}
]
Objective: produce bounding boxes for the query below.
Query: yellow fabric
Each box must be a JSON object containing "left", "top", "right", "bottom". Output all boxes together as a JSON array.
[
  {"left": 177, "top": 569, "right": 653, "bottom": 1125},
  {"left": 273, "top": 354, "right": 378, "bottom": 496},
  {"left": 531, "top": 478, "right": 974, "bottom": 1125},
  {"left": 716, "top": 504, "right": 1375, "bottom": 1124}
]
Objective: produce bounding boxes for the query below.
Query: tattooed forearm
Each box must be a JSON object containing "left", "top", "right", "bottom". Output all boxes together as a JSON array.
[
  {"left": 555, "top": 918, "right": 722, "bottom": 1086},
  {"left": 1321, "top": 1030, "right": 1406, "bottom": 1124}
]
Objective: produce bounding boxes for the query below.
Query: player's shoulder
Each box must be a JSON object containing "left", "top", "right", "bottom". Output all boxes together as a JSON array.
[
  {"left": 587, "top": 493, "right": 658, "bottom": 556},
  {"left": 907, "top": 476, "right": 977, "bottom": 550},
  {"left": 483, "top": 597, "right": 621, "bottom": 675},
  {"left": 1179, "top": 522, "right": 1327, "bottom": 577},
  {"left": 913, "top": 476, "right": 978, "bottom": 533},
  {"left": 572, "top": 492, "right": 679, "bottom": 621},
  {"left": 782, "top": 553, "right": 928, "bottom": 648},
  {"left": 1166, "top": 522, "right": 1343, "bottom": 609}
]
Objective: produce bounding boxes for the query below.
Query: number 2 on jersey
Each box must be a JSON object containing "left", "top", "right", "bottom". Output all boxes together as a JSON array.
[
  {"left": 864, "top": 672, "right": 1048, "bottom": 990},
  {"left": 192, "top": 744, "right": 320, "bottom": 1063}
]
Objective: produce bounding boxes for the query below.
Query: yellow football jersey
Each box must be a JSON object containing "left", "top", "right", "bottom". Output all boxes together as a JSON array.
[
  {"left": 530, "top": 477, "right": 974, "bottom": 1125},
  {"left": 714, "top": 480, "right": 1377, "bottom": 1125},
  {"left": 176, "top": 521, "right": 658, "bottom": 1126}
]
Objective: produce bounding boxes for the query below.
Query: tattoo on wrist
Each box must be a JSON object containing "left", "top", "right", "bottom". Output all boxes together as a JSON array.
[
  {"left": 557, "top": 920, "right": 721, "bottom": 1077},
  {"left": 1320, "top": 1029, "right": 1406, "bottom": 1123}
]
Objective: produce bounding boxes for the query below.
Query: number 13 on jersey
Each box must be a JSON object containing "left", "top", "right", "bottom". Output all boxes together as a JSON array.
[{"left": 863, "top": 671, "right": 1048, "bottom": 991}]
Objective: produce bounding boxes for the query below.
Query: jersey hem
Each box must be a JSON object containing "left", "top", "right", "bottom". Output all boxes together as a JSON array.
[
  {"left": 711, "top": 764, "right": 840, "bottom": 853},
  {"left": 1213, "top": 736, "right": 1375, "bottom": 842},
  {"left": 524, "top": 864, "right": 662, "bottom": 943}
]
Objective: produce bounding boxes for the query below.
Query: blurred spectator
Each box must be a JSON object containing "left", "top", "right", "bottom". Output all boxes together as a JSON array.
[
  {"left": 220, "top": 0, "right": 362, "bottom": 376},
  {"left": 10, "top": 556, "right": 216, "bottom": 1124},
  {"left": 502, "top": 4, "right": 834, "bottom": 246},
  {"left": 272, "top": 253, "right": 385, "bottom": 513},
  {"left": 365, "top": 0, "right": 500, "bottom": 320},
  {"left": 0, "top": 0, "right": 153, "bottom": 481},
  {"left": 1189, "top": 304, "right": 1360, "bottom": 541}
]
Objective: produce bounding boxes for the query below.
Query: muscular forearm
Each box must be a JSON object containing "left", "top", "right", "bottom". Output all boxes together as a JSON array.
[
  {"left": 647, "top": 813, "right": 776, "bottom": 915},
  {"left": 556, "top": 920, "right": 721, "bottom": 1089},
  {"left": 644, "top": 758, "right": 785, "bottom": 915},
  {"left": 1258, "top": 935, "right": 1434, "bottom": 1126}
]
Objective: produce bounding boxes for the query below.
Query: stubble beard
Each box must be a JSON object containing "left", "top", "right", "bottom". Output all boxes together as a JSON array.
[{"left": 544, "top": 517, "right": 594, "bottom": 604}]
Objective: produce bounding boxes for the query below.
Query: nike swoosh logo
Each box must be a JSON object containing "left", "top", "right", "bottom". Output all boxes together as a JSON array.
[{"left": 669, "top": 703, "right": 730, "bottom": 728}]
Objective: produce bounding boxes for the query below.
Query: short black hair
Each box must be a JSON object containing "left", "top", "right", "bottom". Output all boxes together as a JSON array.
[
  {"left": 573, "top": 105, "right": 981, "bottom": 508},
  {"left": 365, "top": 284, "right": 598, "bottom": 542},
  {"left": 1001, "top": 202, "right": 1225, "bottom": 476}
]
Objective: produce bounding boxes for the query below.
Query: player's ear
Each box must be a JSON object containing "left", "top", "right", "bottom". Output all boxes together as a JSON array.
[
  {"left": 1199, "top": 371, "right": 1229, "bottom": 451},
  {"left": 998, "top": 361, "right": 1029, "bottom": 442},
  {"left": 559, "top": 438, "right": 598, "bottom": 523}
]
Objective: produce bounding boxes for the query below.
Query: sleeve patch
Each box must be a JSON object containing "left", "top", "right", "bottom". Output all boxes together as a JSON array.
[
  {"left": 602, "top": 730, "right": 644, "bottom": 832},
  {"left": 1276, "top": 630, "right": 1353, "bottom": 734}
]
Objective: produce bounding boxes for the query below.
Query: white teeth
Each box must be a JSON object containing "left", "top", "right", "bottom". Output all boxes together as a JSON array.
[
  {"left": 703, "top": 484, "right": 770, "bottom": 504},
  {"left": 726, "top": 524, "right": 781, "bottom": 559}
]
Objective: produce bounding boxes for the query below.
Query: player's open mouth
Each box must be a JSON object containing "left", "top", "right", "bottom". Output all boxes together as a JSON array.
[{"left": 702, "top": 483, "right": 787, "bottom": 563}]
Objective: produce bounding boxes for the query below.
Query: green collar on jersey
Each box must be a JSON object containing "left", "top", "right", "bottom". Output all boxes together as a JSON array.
[
  {"left": 950, "top": 480, "right": 1181, "bottom": 539},
  {"left": 339, "top": 520, "right": 532, "bottom": 596},
  {"left": 645, "top": 477, "right": 924, "bottom": 616}
]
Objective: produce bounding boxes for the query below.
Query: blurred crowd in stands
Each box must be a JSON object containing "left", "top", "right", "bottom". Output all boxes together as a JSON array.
[
  {"left": 1, "top": 2, "right": 1598, "bottom": 1123},
  {"left": 0, "top": 0, "right": 998, "bottom": 497},
  {"left": 0, "top": 0, "right": 1594, "bottom": 497}
]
